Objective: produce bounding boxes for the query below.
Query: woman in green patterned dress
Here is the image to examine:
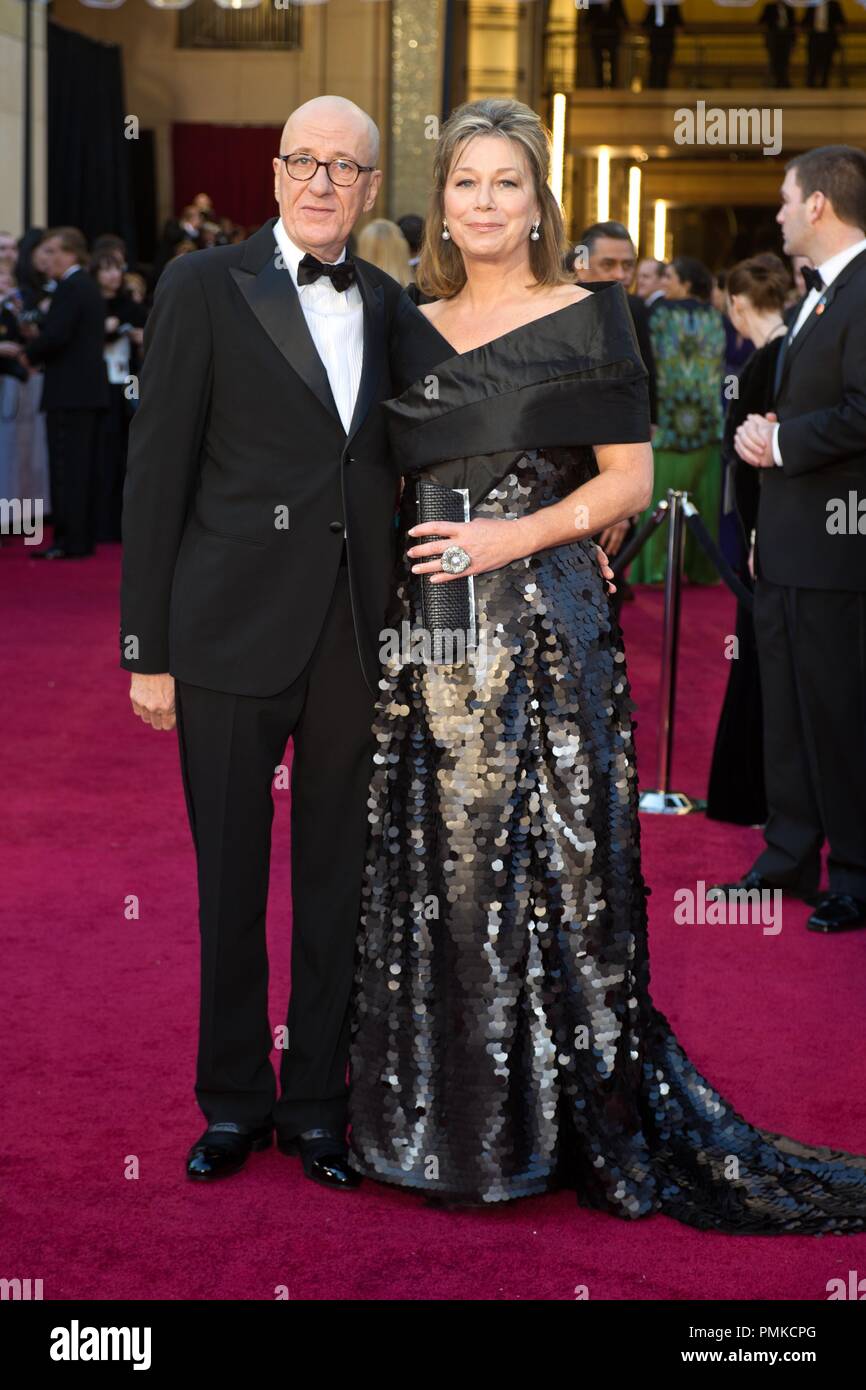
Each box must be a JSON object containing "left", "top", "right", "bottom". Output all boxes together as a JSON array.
[{"left": 629, "top": 256, "right": 726, "bottom": 584}]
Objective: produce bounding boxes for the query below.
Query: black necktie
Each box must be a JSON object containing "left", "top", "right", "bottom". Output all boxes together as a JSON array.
[
  {"left": 801, "top": 265, "right": 824, "bottom": 294},
  {"left": 297, "top": 252, "right": 356, "bottom": 293}
]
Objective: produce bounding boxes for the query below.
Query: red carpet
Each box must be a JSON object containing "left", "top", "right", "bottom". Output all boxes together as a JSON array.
[{"left": 3, "top": 535, "right": 865, "bottom": 1301}]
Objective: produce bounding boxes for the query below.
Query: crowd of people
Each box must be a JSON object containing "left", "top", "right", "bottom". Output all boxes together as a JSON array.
[
  {"left": 1, "top": 225, "right": 148, "bottom": 557},
  {"left": 586, "top": 1, "right": 846, "bottom": 90},
  {"left": 0, "top": 194, "right": 253, "bottom": 558}
]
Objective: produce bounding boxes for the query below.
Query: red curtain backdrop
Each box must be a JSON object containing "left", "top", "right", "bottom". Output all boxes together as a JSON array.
[{"left": 172, "top": 123, "right": 283, "bottom": 229}]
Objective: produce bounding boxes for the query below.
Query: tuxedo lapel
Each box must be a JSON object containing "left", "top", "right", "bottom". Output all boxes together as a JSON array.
[
  {"left": 777, "top": 247, "right": 866, "bottom": 395},
  {"left": 346, "top": 263, "right": 384, "bottom": 446},
  {"left": 779, "top": 291, "right": 828, "bottom": 384},
  {"left": 229, "top": 219, "right": 342, "bottom": 428}
]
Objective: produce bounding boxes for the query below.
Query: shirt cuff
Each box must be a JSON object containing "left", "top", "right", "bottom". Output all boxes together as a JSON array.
[{"left": 771, "top": 423, "right": 782, "bottom": 466}]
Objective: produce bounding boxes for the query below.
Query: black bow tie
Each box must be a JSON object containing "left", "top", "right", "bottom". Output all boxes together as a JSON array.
[
  {"left": 801, "top": 265, "right": 824, "bottom": 294},
  {"left": 297, "top": 252, "right": 356, "bottom": 293}
]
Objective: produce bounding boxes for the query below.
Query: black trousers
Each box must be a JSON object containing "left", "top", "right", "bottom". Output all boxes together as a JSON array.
[
  {"left": 174, "top": 565, "right": 377, "bottom": 1136},
  {"left": 45, "top": 407, "right": 101, "bottom": 555},
  {"left": 765, "top": 33, "right": 794, "bottom": 87},
  {"left": 807, "top": 34, "right": 837, "bottom": 88},
  {"left": 95, "top": 384, "right": 131, "bottom": 542},
  {"left": 752, "top": 577, "right": 866, "bottom": 899},
  {"left": 648, "top": 36, "right": 675, "bottom": 89}
]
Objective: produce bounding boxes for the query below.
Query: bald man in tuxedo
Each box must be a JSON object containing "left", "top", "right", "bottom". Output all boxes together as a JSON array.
[{"left": 121, "top": 97, "right": 404, "bottom": 1190}]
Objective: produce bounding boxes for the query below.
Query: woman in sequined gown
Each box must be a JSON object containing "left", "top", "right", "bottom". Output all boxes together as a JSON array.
[{"left": 348, "top": 99, "right": 866, "bottom": 1232}]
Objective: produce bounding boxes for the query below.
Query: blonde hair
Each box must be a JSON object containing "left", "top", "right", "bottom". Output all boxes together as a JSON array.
[
  {"left": 417, "top": 97, "right": 569, "bottom": 300},
  {"left": 356, "top": 219, "right": 412, "bottom": 286}
]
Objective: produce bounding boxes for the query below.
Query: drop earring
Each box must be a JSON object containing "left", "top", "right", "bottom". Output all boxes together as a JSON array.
[
  {"left": 441, "top": 219, "right": 451, "bottom": 241},
  {"left": 530, "top": 221, "right": 541, "bottom": 242}
]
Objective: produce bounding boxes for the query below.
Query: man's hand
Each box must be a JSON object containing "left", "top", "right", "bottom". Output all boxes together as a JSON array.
[
  {"left": 735, "top": 412, "right": 777, "bottom": 469},
  {"left": 130, "top": 672, "right": 176, "bottom": 731}
]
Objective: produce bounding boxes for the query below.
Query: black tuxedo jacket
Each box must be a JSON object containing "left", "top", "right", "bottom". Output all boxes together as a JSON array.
[
  {"left": 760, "top": 2, "right": 795, "bottom": 31},
  {"left": 120, "top": 218, "right": 404, "bottom": 696},
  {"left": 24, "top": 268, "right": 109, "bottom": 412},
  {"left": 758, "top": 246, "right": 866, "bottom": 591},
  {"left": 802, "top": 1, "right": 844, "bottom": 32},
  {"left": 586, "top": 0, "right": 627, "bottom": 34},
  {"left": 642, "top": 4, "right": 683, "bottom": 33}
]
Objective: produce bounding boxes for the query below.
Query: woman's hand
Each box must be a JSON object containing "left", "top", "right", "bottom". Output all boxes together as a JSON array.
[
  {"left": 597, "top": 519, "right": 630, "bottom": 557},
  {"left": 595, "top": 544, "right": 616, "bottom": 595},
  {"left": 407, "top": 519, "right": 618, "bottom": 594},
  {"left": 406, "top": 518, "right": 525, "bottom": 583}
]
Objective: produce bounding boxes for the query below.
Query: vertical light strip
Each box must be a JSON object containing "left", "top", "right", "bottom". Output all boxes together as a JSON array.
[
  {"left": 550, "top": 92, "right": 566, "bottom": 204},
  {"left": 597, "top": 146, "right": 610, "bottom": 222},
  {"left": 653, "top": 199, "right": 667, "bottom": 262},
  {"left": 627, "top": 165, "right": 641, "bottom": 249}
]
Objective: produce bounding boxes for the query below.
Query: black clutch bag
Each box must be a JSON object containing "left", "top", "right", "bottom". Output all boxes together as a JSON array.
[{"left": 414, "top": 478, "right": 477, "bottom": 660}]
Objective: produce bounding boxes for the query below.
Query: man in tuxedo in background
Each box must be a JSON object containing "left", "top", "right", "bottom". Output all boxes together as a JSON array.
[
  {"left": 760, "top": 1, "right": 796, "bottom": 89},
  {"left": 23, "top": 228, "right": 109, "bottom": 559},
  {"left": 120, "top": 96, "right": 404, "bottom": 1188},
  {"left": 803, "top": 0, "right": 845, "bottom": 89},
  {"left": 636, "top": 257, "right": 666, "bottom": 312},
  {"left": 585, "top": 0, "right": 627, "bottom": 89},
  {"left": 725, "top": 145, "right": 866, "bottom": 933},
  {"left": 153, "top": 203, "right": 202, "bottom": 282},
  {"left": 571, "top": 220, "right": 658, "bottom": 600},
  {"left": 643, "top": 2, "right": 683, "bottom": 89}
]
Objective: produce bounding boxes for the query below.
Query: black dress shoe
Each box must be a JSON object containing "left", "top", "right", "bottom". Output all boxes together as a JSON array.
[
  {"left": 186, "top": 1121, "right": 273, "bottom": 1181},
  {"left": 276, "top": 1128, "right": 362, "bottom": 1191},
  {"left": 707, "top": 869, "right": 818, "bottom": 905},
  {"left": 806, "top": 894, "right": 866, "bottom": 934}
]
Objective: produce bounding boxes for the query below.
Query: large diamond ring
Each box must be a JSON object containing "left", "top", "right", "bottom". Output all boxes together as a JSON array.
[{"left": 440, "top": 545, "right": 472, "bottom": 575}]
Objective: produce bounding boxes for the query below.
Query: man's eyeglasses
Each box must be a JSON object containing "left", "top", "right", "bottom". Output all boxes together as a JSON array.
[{"left": 277, "top": 153, "right": 375, "bottom": 188}]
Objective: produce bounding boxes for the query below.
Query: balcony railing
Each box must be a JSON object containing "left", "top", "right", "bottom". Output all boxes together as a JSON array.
[{"left": 544, "top": 23, "right": 866, "bottom": 92}]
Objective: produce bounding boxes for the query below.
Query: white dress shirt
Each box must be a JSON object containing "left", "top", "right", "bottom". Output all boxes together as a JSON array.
[
  {"left": 772, "top": 235, "right": 866, "bottom": 464},
  {"left": 272, "top": 219, "right": 364, "bottom": 435}
]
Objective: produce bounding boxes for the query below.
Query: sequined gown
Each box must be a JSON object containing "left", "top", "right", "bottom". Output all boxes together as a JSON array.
[{"left": 348, "top": 284, "right": 866, "bottom": 1232}]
